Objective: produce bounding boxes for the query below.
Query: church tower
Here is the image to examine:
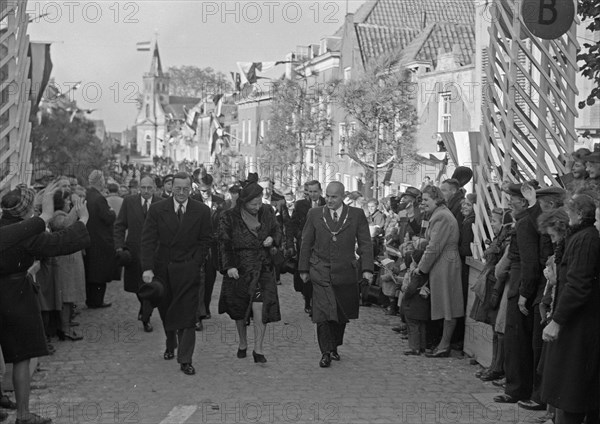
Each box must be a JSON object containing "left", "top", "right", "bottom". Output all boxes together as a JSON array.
[{"left": 136, "top": 42, "right": 170, "bottom": 157}]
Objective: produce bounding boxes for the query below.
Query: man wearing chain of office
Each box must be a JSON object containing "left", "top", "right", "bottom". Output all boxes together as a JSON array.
[{"left": 298, "top": 181, "right": 373, "bottom": 368}]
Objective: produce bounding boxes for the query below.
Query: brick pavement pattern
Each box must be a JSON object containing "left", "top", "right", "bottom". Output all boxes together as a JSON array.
[{"left": 4, "top": 274, "right": 546, "bottom": 424}]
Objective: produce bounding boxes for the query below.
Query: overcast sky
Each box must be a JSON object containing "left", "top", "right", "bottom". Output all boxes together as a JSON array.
[{"left": 27, "top": 0, "right": 365, "bottom": 132}]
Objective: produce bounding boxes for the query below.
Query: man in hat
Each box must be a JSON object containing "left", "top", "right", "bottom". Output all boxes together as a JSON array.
[
  {"left": 114, "top": 174, "right": 161, "bottom": 333},
  {"left": 259, "top": 177, "right": 291, "bottom": 285},
  {"left": 440, "top": 178, "right": 464, "bottom": 227},
  {"left": 141, "top": 172, "right": 212, "bottom": 376},
  {"left": 585, "top": 151, "right": 600, "bottom": 183},
  {"left": 128, "top": 179, "right": 139, "bottom": 197},
  {"left": 494, "top": 181, "right": 542, "bottom": 405},
  {"left": 298, "top": 181, "right": 374, "bottom": 368},
  {"left": 191, "top": 174, "right": 225, "bottom": 331},
  {"left": 84, "top": 170, "right": 117, "bottom": 308},
  {"left": 161, "top": 174, "right": 174, "bottom": 199},
  {"left": 288, "top": 180, "right": 326, "bottom": 315}
]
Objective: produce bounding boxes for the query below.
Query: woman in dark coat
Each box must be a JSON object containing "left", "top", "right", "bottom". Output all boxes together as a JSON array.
[
  {"left": 0, "top": 184, "right": 90, "bottom": 424},
  {"left": 218, "top": 181, "right": 282, "bottom": 363},
  {"left": 540, "top": 194, "right": 600, "bottom": 424}
]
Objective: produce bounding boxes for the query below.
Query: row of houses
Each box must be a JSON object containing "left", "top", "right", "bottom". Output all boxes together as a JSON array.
[{"left": 131, "top": 0, "right": 599, "bottom": 194}]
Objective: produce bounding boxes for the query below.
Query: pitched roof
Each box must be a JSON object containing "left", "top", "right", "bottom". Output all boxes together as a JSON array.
[
  {"left": 407, "top": 23, "right": 476, "bottom": 67},
  {"left": 358, "top": 0, "right": 475, "bottom": 28},
  {"left": 356, "top": 24, "right": 421, "bottom": 64},
  {"left": 149, "top": 43, "right": 163, "bottom": 77}
]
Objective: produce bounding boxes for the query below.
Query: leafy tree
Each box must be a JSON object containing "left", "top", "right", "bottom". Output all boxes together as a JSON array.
[
  {"left": 261, "top": 78, "right": 334, "bottom": 185},
  {"left": 577, "top": 0, "right": 600, "bottom": 108},
  {"left": 168, "top": 66, "right": 232, "bottom": 98},
  {"left": 31, "top": 108, "right": 112, "bottom": 182},
  {"left": 337, "top": 53, "right": 418, "bottom": 199}
]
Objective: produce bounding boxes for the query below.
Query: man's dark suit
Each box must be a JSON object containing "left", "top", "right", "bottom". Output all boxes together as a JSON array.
[
  {"left": 197, "top": 194, "right": 226, "bottom": 319},
  {"left": 288, "top": 196, "right": 326, "bottom": 308},
  {"left": 298, "top": 204, "right": 373, "bottom": 355},
  {"left": 265, "top": 192, "right": 291, "bottom": 283},
  {"left": 140, "top": 197, "right": 212, "bottom": 364},
  {"left": 84, "top": 186, "right": 117, "bottom": 307},
  {"left": 114, "top": 194, "right": 161, "bottom": 321}
]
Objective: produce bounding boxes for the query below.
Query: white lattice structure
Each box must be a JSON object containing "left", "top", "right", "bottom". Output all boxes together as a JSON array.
[
  {"left": 473, "top": 0, "right": 578, "bottom": 256},
  {"left": 0, "top": 0, "right": 32, "bottom": 193}
]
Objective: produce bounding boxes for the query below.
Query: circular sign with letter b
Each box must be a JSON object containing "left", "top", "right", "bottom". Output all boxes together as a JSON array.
[{"left": 521, "top": 0, "right": 575, "bottom": 39}]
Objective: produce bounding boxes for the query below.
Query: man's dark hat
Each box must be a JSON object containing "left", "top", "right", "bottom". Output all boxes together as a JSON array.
[
  {"left": 451, "top": 166, "right": 473, "bottom": 188},
  {"left": 584, "top": 152, "right": 600, "bottom": 163},
  {"left": 572, "top": 148, "right": 591, "bottom": 163},
  {"left": 115, "top": 249, "right": 132, "bottom": 266},
  {"left": 536, "top": 187, "right": 566, "bottom": 198},
  {"left": 503, "top": 180, "right": 540, "bottom": 198},
  {"left": 399, "top": 187, "right": 421, "bottom": 201},
  {"left": 138, "top": 276, "right": 165, "bottom": 303}
]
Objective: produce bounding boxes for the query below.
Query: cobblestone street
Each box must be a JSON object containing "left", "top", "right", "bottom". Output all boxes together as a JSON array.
[{"left": 7, "top": 275, "right": 545, "bottom": 424}]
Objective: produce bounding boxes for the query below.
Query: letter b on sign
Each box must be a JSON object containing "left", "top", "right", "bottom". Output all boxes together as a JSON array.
[{"left": 521, "top": 0, "right": 574, "bottom": 40}]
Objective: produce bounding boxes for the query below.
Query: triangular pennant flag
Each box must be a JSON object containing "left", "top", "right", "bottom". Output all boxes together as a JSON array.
[{"left": 28, "top": 42, "right": 53, "bottom": 113}]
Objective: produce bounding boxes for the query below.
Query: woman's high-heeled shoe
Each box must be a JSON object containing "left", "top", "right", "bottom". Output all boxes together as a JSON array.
[
  {"left": 57, "top": 329, "right": 83, "bottom": 341},
  {"left": 237, "top": 348, "right": 247, "bottom": 358},
  {"left": 425, "top": 348, "right": 450, "bottom": 358},
  {"left": 252, "top": 351, "right": 267, "bottom": 363}
]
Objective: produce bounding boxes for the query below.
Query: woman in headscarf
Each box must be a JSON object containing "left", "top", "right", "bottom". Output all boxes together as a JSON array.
[
  {"left": 218, "top": 177, "right": 282, "bottom": 363},
  {"left": 0, "top": 183, "right": 90, "bottom": 424}
]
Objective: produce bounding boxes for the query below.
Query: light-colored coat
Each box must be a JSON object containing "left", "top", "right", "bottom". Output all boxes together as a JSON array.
[{"left": 418, "top": 204, "right": 464, "bottom": 320}]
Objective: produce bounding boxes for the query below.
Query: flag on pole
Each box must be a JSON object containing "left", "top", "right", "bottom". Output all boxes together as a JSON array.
[
  {"left": 136, "top": 41, "right": 151, "bottom": 51},
  {"left": 28, "top": 42, "right": 53, "bottom": 113},
  {"left": 230, "top": 72, "right": 242, "bottom": 92},
  {"left": 213, "top": 94, "right": 223, "bottom": 117}
]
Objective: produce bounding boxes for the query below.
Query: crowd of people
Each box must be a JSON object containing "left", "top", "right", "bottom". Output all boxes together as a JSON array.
[{"left": 1, "top": 147, "right": 600, "bottom": 424}]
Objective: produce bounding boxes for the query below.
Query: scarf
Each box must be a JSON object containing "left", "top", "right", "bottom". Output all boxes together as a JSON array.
[{"left": 241, "top": 207, "right": 261, "bottom": 237}]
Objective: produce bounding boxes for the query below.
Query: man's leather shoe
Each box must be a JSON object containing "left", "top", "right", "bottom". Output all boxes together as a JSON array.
[
  {"left": 143, "top": 322, "right": 153, "bottom": 332},
  {"left": 164, "top": 350, "right": 175, "bottom": 360},
  {"left": 180, "top": 363, "right": 195, "bottom": 375},
  {"left": 425, "top": 348, "right": 450, "bottom": 358},
  {"left": 88, "top": 302, "right": 111, "bottom": 309},
  {"left": 14, "top": 413, "right": 52, "bottom": 424},
  {"left": 480, "top": 371, "right": 504, "bottom": 381},
  {"left": 330, "top": 350, "right": 340, "bottom": 361},
  {"left": 304, "top": 307, "right": 312, "bottom": 314},
  {"left": 319, "top": 353, "right": 331, "bottom": 368},
  {"left": 517, "top": 400, "right": 546, "bottom": 411},
  {"left": 195, "top": 321, "right": 203, "bottom": 332}
]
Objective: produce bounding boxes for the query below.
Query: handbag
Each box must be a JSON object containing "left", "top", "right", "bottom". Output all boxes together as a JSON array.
[{"left": 360, "top": 278, "right": 389, "bottom": 307}]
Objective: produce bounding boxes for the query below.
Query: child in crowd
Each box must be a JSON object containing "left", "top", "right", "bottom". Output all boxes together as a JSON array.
[{"left": 400, "top": 249, "right": 430, "bottom": 355}]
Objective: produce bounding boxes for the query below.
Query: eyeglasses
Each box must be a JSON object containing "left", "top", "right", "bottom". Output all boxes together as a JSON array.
[{"left": 172, "top": 187, "right": 192, "bottom": 193}]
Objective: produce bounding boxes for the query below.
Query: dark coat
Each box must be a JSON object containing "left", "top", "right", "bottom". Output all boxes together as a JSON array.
[
  {"left": 267, "top": 193, "right": 292, "bottom": 249},
  {"left": 199, "top": 194, "right": 226, "bottom": 270},
  {"left": 507, "top": 203, "right": 541, "bottom": 300},
  {"left": 459, "top": 213, "right": 475, "bottom": 258},
  {"left": 401, "top": 272, "right": 431, "bottom": 321},
  {"left": 84, "top": 187, "right": 117, "bottom": 283},
  {"left": 0, "top": 216, "right": 90, "bottom": 363},
  {"left": 447, "top": 190, "right": 465, "bottom": 229},
  {"left": 289, "top": 196, "right": 326, "bottom": 292},
  {"left": 298, "top": 205, "right": 374, "bottom": 323},
  {"left": 540, "top": 225, "right": 600, "bottom": 413},
  {"left": 0, "top": 217, "right": 46, "bottom": 252},
  {"left": 218, "top": 204, "right": 282, "bottom": 323},
  {"left": 114, "top": 194, "right": 161, "bottom": 293},
  {"left": 140, "top": 197, "right": 212, "bottom": 331}
]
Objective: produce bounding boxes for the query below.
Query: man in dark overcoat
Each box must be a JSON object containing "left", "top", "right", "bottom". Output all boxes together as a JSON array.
[
  {"left": 114, "top": 174, "right": 161, "bottom": 332},
  {"left": 84, "top": 170, "right": 117, "bottom": 308},
  {"left": 494, "top": 182, "right": 542, "bottom": 405},
  {"left": 298, "top": 181, "right": 374, "bottom": 368},
  {"left": 140, "top": 172, "right": 212, "bottom": 376},
  {"left": 288, "top": 180, "right": 325, "bottom": 314},
  {"left": 191, "top": 173, "right": 225, "bottom": 331}
]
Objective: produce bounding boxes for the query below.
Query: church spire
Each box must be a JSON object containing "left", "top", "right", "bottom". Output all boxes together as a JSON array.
[{"left": 149, "top": 42, "right": 163, "bottom": 77}]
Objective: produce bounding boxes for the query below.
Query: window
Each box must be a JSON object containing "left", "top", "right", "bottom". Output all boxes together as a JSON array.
[
  {"left": 338, "top": 123, "right": 347, "bottom": 154},
  {"left": 242, "top": 120, "right": 246, "bottom": 144},
  {"left": 335, "top": 173, "right": 341, "bottom": 182},
  {"left": 438, "top": 92, "right": 452, "bottom": 132},
  {"left": 146, "top": 104, "right": 150, "bottom": 118},
  {"left": 145, "top": 134, "right": 151, "bottom": 156},
  {"left": 247, "top": 119, "right": 252, "bottom": 144},
  {"left": 260, "top": 120, "right": 265, "bottom": 139},
  {"left": 344, "top": 174, "right": 351, "bottom": 189},
  {"left": 344, "top": 67, "right": 351, "bottom": 81}
]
